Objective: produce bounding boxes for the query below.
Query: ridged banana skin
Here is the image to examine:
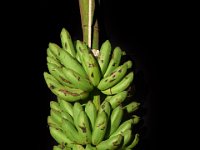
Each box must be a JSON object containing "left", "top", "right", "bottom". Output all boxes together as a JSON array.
[
  {"left": 122, "top": 130, "right": 132, "bottom": 148},
  {"left": 124, "top": 101, "right": 140, "bottom": 113},
  {"left": 47, "top": 116, "right": 61, "bottom": 129},
  {"left": 110, "top": 119, "right": 133, "bottom": 138},
  {"left": 50, "top": 109, "right": 62, "bottom": 125},
  {"left": 44, "top": 72, "right": 62, "bottom": 89},
  {"left": 107, "top": 91, "right": 128, "bottom": 109},
  {"left": 47, "top": 63, "right": 75, "bottom": 87},
  {"left": 92, "top": 111, "right": 108, "bottom": 145},
  {"left": 62, "top": 119, "right": 82, "bottom": 144},
  {"left": 85, "top": 101, "right": 97, "bottom": 130},
  {"left": 98, "top": 101, "right": 111, "bottom": 118},
  {"left": 73, "top": 102, "right": 83, "bottom": 129},
  {"left": 49, "top": 127, "right": 73, "bottom": 146},
  {"left": 108, "top": 105, "right": 124, "bottom": 136},
  {"left": 102, "top": 72, "right": 134, "bottom": 95},
  {"left": 47, "top": 56, "right": 62, "bottom": 68},
  {"left": 76, "top": 110, "right": 92, "bottom": 144},
  {"left": 96, "top": 134, "right": 123, "bottom": 150},
  {"left": 126, "top": 133, "right": 139, "bottom": 149},
  {"left": 62, "top": 67, "right": 93, "bottom": 92},
  {"left": 60, "top": 28, "right": 76, "bottom": 57},
  {"left": 92, "top": 94, "right": 100, "bottom": 110},
  {"left": 49, "top": 43, "right": 87, "bottom": 78},
  {"left": 82, "top": 50, "right": 101, "bottom": 86},
  {"left": 97, "top": 40, "right": 112, "bottom": 75},
  {"left": 103, "top": 46, "right": 122, "bottom": 77},
  {"left": 60, "top": 111, "right": 74, "bottom": 124},
  {"left": 58, "top": 98, "right": 74, "bottom": 117},
  {"left": 47, "top": 47, "right": 57, "bottom": 59},
  {"left": 85, "top": 144, "right": 97, "bottom": 150},
  {"left": 97, "top": 62, "right": 128, "bottom": 91},
  {"left": 75, "top": 40, "right": 89, "bottom": 65},
  {"left": 72, "top": 144, "right": 85, "bottom": 150},
  {"left": 50, "top": 101, "right": 61, "bottom": 112}
]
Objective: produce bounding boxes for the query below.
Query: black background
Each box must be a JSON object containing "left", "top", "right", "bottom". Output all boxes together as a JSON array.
[{"left": 1, "top": 0, "right": 194, "bottom": 150}]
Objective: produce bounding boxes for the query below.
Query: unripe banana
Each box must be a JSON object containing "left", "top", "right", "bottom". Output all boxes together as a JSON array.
[
  {"left": 72, "top": 144, "right": 85, "bottom": 150},
  {"left": 98, "top": 61, "right": 130, "bottom": 91},
  {"left": 58, "top": 98, "right": 74, "bottom": 117},
  {"left": 97, "top": 40, "right": 112, "bottom": 75},
  {"left": 75, "top": 40, "right": 89, "bottom": 65},
  {"left": 50, "top": 109, "right": 62, "bottom": 125},
  {"left": 126, "top": 133, "right": 139, "bottom": 149},
  {"left": 132, "top": 115, "right": 140, "bottom": 125},
  {"left": 108, "top": 105, "right": 124, "bottom": 136},
  {"left": 44, "top": 72, "right": 62, "bottom": 89},
  {"left": 85, "top": 144, "right": 97, "bottom": 150},
  {"left": 102, "top": 72, "right": 134, "bottom": 95},
  {"left": 47, "top": 116, "right": 61, "bottom": 129},
  {"left": 62, "top": 67, "right": 93, "bottom": 92},
  {"left": 98, "top": 101, "right": 111, "bottom": 118},
  {"left": 49, "top": 127, "right": 73, "bottom": 146},
  {"left": 122, "top": 129, "right": 132, "bottom": 148},
  {"left": 110, "top": 119, "right": 133, "bottom": 138},
  {"left": 124, "top": 101, "right": 140, "bottom": 113},
  {"left": 49, "top": 43, "right": 87, "bottom": 78},
  {"left": 47, "top": 63, "right": 74, "bottom": 87},
  {"left": 62, "top": 118, "right": 82, "bottom": 144},
  {"left": 60, "top": 28, "right": 76, "bottom": 57},
  {"left": 76, "top": 110, "right": 92, "bottom": 144},
  {"left": 85, "top": 101, "right": 97, "bottom": 130},
  {"left": 73, "top": 102, "right": 83, "bottom": 129},
  {"left": 60, "top": 111, "right": 74, "bottom": 124},
  {"left": 53, "top": 145, "right": 62, "bottom": 150},
  {"left": 92, "top": 94, "right": 100, "bottom": 110},
  {"left": 96, "top": 134, "right": 123, "bottom": 150},
  {"left": 107, "top": 91, "right": 128, "bottom": 109},
  {"left": 50, "top": 101, "right": 61, "bottom": 112},
  {"left": 92, "top": 111, "right": 108, "bottom": 145},
  {"left": 47, "top": 56, "right": 62, "bottom": 68},
  {"left": 103, "top": 46, "right": 122, "bottom": 77},
  {"left": 47, "top": 47, "right": 57, "bottom": 59},
  {"left": 81, "top": 50, "right": 101, "bottom": 86}
]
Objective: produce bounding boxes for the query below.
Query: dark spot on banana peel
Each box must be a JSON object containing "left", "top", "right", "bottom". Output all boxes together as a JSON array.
[
  {"left": 101, "top": 59, "right": 104, "bottom": 63},
  {"left": 109, "top": 79, "right": 115, "bottom": 83},
  {"left": 118, "top": 69, "right": 122, "bottom": 73},
  {"left": 60, "top": 76, "right": 72, "bottom": 84},
  {"left": 79, "top": 125, "right": 86, "bottom": 133},
  {"left": 113, "top": 140, "right": 120, "bottom": 146},
  {"left": 77, "top": 76, "right": 80, "bottom": 81},
  {"left": 59, "top": 89, "right": 79, "bottom": 96},
  {"left": 112, "top": 63, "right": 116, "bottom": 67},
  {"left": 105, "top": 79, "right": 108, "bottom": 82},
  {"left": 91, "top": 73, "right": 94, "bottom": 78},
  {"left": 49, "top": 85, "right": 55, "bottom": 89},
  {"left": 112, "top": 74, "right": 116, "bottom": 78},
  {"left": 89, "top": 63, "right": 94, "bottom": 68}
]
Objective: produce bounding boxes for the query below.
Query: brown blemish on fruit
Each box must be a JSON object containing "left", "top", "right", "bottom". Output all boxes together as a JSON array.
[
  {"left": 79, "top": 125, "right": 86, "bottom": 133},
  {"left": 109, "top": 79, "right": 115, "bottom": 83},
  {"left": 91, "top": 73, "right": 94, "bottom": 78},
  {"left": 118, "top": 69, "right": 122, "bottom": 73},
  {"left": 59, "top": 89, "right": 79, "bottom": 96}
]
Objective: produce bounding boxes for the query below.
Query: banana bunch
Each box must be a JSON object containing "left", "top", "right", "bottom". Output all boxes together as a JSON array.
[
  {"left": 44, "top": 28, "right": 141, "bottom": 149},
  {"left": 48, "top": 97, "right": 140, "bottom": 150}
]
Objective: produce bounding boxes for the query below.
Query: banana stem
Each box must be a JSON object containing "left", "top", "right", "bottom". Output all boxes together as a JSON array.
[{"left": 78, "top": 0, "right": 99, "bottom": 49}]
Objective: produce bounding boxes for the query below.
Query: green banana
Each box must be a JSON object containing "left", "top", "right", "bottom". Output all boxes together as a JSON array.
[
  {"left": 48, "top": 43, "right": 87, "bottom": 78},
  {"left": 81, "top": 50, "right": 101, "bottom": 86},
  {"left": 47, "top": 47, "right": 57, "bottom": 59},
  {"left": 97, "top": 61, "right": 130, "bottom": 91},
  {"left": 110, "top": 119, "right": 133, "bottom": 138},
  {"left": 47, "top": 63, "right": 74, "bottom": 87},
  {"left": 97, "top": 40, "right": 112, "bottom": 75},
  {"left": 124, "top": 101, "right": 140, "bottom": 113},
  {"left": 92, "top": 111, "right": 108, "bottom": 145},
  {"left": 126, "top": 133, "right": 139, "bottom": 149},
  {"left": 44, "top": 72, "right": 62, "bottom": 89},
  {"left": 62, "top": 67, "right": 93, "bottom": 92},
  {"left": 50, "top": 101, "right": 61, "bottom": 112},
  {"left": 108, "top": 105, "right": 124, "bottom": 136},
  {"left": 132, "top": 115, "right": 140, "bottom": 125},
  {"left": 76, "top": 110, "right": 92, "bottom": 144},
  {"left": 106, "top": 91, "right": 128, "bottom": 109},
  {"left": 58, "top": 98, "right": 74, "bottom": 117},
  {"left": 75, "top": 40, "right": 89, "bottom": 64},
  {"left": 47, "top": 116, "right": 61, "bottom": 129},
  {"left": 53, "top": 145, "right": 62, "bottom": 150},
  {"left": 102, "top": 72, "right": 134, "bottom": 95},
  {"left": 96, "top": 134, "right": 123, "bottom": 150},
  {"left": 49, "top": 127, "right": 73, "bottom": 146},
  {"left": 50, "top": 109, "right": 62, "bottom": 125},
  {"left": 72, "top": 144, "right": 85, "bottom": 150},
  {"left": 103, "top": 46, "right": 122, "bottom": 77},
  {"left": 60, "top": 28, "right": 76, "bottom": 57},
  {"left": 47, "top": 56, "right": 62, "bottom": 68},
  {"left": 62, "top": 118, "right": 82, "bottom": 144},
  {"left": 60, "top": 111, "right": 74, "bottom": 124},
  {"left": 92, "top": 94, "right": 100, "bottom": 110},
  {"left": 122, "top": 130, "right": 132, "bottom": 148},
  {"left": 85, "top": 144, "right": 97, "bottom": 150},
  {"left": 98, "top": 101, "right": 111, "bottom": 118},
  {"left": 73, "top": 102, "right": 83, "bottom": 129},
  {"left": 85, "top": 101, "right": 97, "bottom": 130}
]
